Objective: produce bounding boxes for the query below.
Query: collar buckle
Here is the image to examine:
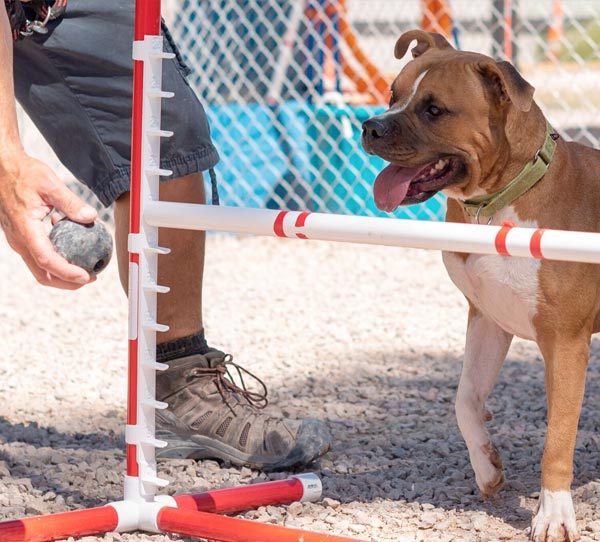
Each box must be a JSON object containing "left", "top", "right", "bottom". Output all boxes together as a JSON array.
[
  {"left": 534, "top": 146, "right": 551, "bottom": 166},
  {"left": 462, "top": 121, "right": 557, "bottom": 221},
  {"left": 475, "top": 204, "right": 493, "bottom": 225}
]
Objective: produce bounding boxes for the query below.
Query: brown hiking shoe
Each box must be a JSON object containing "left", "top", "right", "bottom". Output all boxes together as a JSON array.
[{"left": 155, "top": 350, "right": 331, "bottom": 470}]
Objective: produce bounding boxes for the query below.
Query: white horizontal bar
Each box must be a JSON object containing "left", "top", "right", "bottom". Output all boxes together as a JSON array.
[{"left": 144, "top": 202, "right": 600, "bottom": 264}]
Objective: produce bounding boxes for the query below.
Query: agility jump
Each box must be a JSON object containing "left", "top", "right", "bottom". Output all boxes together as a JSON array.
[{"left": 1, "top": 1, "right": 600, "bottom": 541}]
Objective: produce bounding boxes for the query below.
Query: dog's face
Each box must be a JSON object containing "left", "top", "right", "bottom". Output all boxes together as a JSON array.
[{"left": 362, "top": 30, "right": 535, "bottom": 212}]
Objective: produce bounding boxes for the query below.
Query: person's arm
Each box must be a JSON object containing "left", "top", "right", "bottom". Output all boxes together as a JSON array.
[{"left": 0, "top": 5, "right": 98, "bottom": 289}]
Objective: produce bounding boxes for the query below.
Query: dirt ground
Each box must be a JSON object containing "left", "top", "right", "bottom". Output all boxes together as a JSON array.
[{"left": 1, "top": 229, "right": 599, "bottom": 542}]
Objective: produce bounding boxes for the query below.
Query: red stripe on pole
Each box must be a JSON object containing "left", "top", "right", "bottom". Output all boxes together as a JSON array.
[
  {"left": 174, "top": 478, "right": 305, "bottom": 514},
  {"left": 530, "top": 228, "right": 547, "bottom": 259},
  {"left": 127, "top": 339, "right": 138, "bottom": 425},
  {"left": 0, "top": 507, "right": 118, "bottom": 542},
  {"left": 134, "top": 0, "right": 161, "bottom": 40},
  {"left": 157, "top": 507, "right": 366, "bottom": 542},
  {"left": 127, "top": 444, "right": 139, "bottom": 477},
  {"left": 127, "top": 255, "right": 139, "bottom": 429},
  {"left": 273, "top": 211, "right": 289, "bottom": 237},
  {"left": 495, "top": 221, "right": 515, "bottom": 256},
  {"left": 130, "top": 59, "right": 144, "bottom": 235}
]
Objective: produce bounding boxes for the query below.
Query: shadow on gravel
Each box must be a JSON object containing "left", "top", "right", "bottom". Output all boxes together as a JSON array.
[
  {"left": 284, "top": 340, "right": 600, "bottom": 532},
  {"left": 1, "top": 338, "right": 599, "bottom": 529},
  {"left": 0, "top": 418, "right": 122, "bottom": 451},
  {"left": 0, "top": 417, "right": 125, "bottom": 508}
]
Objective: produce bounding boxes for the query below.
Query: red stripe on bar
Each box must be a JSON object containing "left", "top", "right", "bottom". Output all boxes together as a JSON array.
[
  {"left": 530, "top": 228, "right": 547, "bottom": 259},
  {"left": 495, "top": 221, "right": 516, "bottom": 256},
  {"left": 295, "top": 212, "right": 310, "bottom": 239},
  {"left": 273, "top": 211, "right": 288, "bottom": 237},
  {"left": 295, "top": 212, "right": 310, "bottom": 228}
]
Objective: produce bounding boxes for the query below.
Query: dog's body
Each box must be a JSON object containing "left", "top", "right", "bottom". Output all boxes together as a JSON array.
[{"left": 362, "top": 30, "right": 600, "bottom": 542}]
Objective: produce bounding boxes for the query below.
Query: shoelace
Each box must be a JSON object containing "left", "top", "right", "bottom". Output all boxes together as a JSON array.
[{"left": 189, "top": 354, "right": 269, "bottom": 413}]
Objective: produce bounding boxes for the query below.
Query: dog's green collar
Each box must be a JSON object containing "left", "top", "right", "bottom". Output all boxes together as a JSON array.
[{"left": 462, "top": 122, "right": 559, "bottom": 223}]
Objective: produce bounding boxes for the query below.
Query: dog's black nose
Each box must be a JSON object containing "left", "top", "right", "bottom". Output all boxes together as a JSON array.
[{"left": 362, "top": 117, "right": 388, "bottom": 141}]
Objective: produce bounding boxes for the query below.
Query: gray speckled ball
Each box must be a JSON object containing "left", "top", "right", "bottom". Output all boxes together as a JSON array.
[{"left": 49, "top": 219, "right": 113, "bottom": 276}]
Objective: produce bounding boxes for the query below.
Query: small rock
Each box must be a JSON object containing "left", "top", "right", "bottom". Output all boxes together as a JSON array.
[
  {"left": 286, "top": 501, "right": 303, "bottom": 516},
  {"left": 322, "top": 497, "right": 340, "bottom": 509}
]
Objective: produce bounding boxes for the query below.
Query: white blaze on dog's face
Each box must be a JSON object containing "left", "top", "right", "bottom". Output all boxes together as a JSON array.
[{"left": 361, "top": 33, "right": 535, "bottom": 213}]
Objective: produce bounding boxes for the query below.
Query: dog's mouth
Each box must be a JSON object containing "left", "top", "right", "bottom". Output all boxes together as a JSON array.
[{"left": 373, "top": 156, "right": 464, "bottom": 212}]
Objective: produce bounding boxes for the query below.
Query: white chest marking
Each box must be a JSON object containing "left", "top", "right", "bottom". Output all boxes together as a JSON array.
[{"left": 443, "top": 208, "right": 541, "bottom": 340}]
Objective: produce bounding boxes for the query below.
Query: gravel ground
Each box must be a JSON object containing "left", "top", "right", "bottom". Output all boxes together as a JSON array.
[{"left": 1, "top": 228, "right": 600, "bottom": 542}]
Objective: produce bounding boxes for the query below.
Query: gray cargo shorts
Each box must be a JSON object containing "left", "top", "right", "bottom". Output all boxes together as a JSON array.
[{"left": 13, "top": 0, "right": 219, "bottom": 207}]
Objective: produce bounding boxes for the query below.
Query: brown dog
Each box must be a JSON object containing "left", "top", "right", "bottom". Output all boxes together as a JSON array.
[{"left": 361, "top": 29, "right": 600, "bottom": 542}]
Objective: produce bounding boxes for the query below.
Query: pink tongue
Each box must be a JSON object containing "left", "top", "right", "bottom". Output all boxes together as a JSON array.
[{"left": 373, "top": 164, "right": 420, "bottom": 212}]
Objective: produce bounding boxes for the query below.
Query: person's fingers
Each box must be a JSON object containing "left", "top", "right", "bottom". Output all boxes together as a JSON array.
[
  {"left": 46, "top": 182, "right": 97, "bottom": 224},
  {"left": 50, "top": 211, "right": 62, "bottom": 225},
  {"left": 27, "top": 228, "right": 93, "bottom": 285},
  {"left": 0, "top": 155, "right": 99, "bottom": 288},
  {"left": 8, "top": 235, "right": 94, "bottom": 290},
  {"left": 20, "top": 253, "right": 88, "bottom": 290}
]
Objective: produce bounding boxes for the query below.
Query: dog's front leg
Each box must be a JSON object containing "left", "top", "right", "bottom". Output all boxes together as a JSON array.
[
  {"left": 529, "top": 330, "right": 589, "bottom": 542},
  {"left": 455, "top": 303, "right": 513, "bottom": 497}
]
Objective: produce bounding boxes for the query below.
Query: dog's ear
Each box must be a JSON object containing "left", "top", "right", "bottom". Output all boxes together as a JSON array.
[
  {"left": 394, "top": 30, "right": 453, "bottom": 60},
  {"left": 477, "top": 60, "right": 535, "bottom": 112}
]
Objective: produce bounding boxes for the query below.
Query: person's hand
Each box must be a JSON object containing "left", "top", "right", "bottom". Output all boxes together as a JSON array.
[{"left": 0, "top": 150, "right": 99, "bottom": 289}]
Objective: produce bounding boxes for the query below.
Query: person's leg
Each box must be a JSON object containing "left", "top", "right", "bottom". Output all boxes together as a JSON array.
[
  {"left": 14, "top": 0, "right": 331, "bottom": 470},
  {"left": 113, "top": 173, "right": 330, "bottom": 470},
  {"left": 114, "top": 173, "right": 205, "bottom": 343}
]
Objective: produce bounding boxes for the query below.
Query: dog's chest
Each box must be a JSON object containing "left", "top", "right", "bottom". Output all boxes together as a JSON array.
[{"left": 442, "top": 215, "right": 541, "bottom": 341}]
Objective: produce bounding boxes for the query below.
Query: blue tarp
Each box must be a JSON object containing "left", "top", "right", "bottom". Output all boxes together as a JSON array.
[{"left": 206, "top": 102, "right": 447, "bottom": 220}]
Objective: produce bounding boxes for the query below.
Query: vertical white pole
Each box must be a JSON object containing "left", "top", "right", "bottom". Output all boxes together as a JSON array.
[{"left": 125, "top": 35, "right": 175, "bottom": 502}]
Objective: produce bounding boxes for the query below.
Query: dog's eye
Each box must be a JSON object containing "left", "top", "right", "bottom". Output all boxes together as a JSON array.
[{"left": 426, "top": 104, "right": 443, "bottom": 117}]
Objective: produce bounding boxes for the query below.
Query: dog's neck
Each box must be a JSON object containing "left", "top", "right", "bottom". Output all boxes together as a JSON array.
[
  {"left": 486, "top": 104, "right": 549, "bottom": 194},
  {"left": 459, "top": 104, "right": 557, "bottom": 221}
]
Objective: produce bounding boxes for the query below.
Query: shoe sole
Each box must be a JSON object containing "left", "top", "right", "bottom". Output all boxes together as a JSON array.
[
  {"left": 155, "top": 421, "right": 331, "bottom": 471},
  {"left": 155, "top": 430, "right": 295, "bottom": 470}
]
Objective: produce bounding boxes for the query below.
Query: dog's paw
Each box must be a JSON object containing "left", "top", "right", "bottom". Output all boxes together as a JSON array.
[
  {"left": 475, "top": 442, "right": 505, "bottom": 497},
  {"left": 530, "top": 489, "right": 579, "bottom": 542}
]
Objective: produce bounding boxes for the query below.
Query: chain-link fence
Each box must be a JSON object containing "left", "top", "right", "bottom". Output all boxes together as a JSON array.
[
  {"left": 161, "top": 0, "right": 600, "bottom": 222},
  {"left": 18, "top": 1, "right": 600, "bottom": 223}
]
